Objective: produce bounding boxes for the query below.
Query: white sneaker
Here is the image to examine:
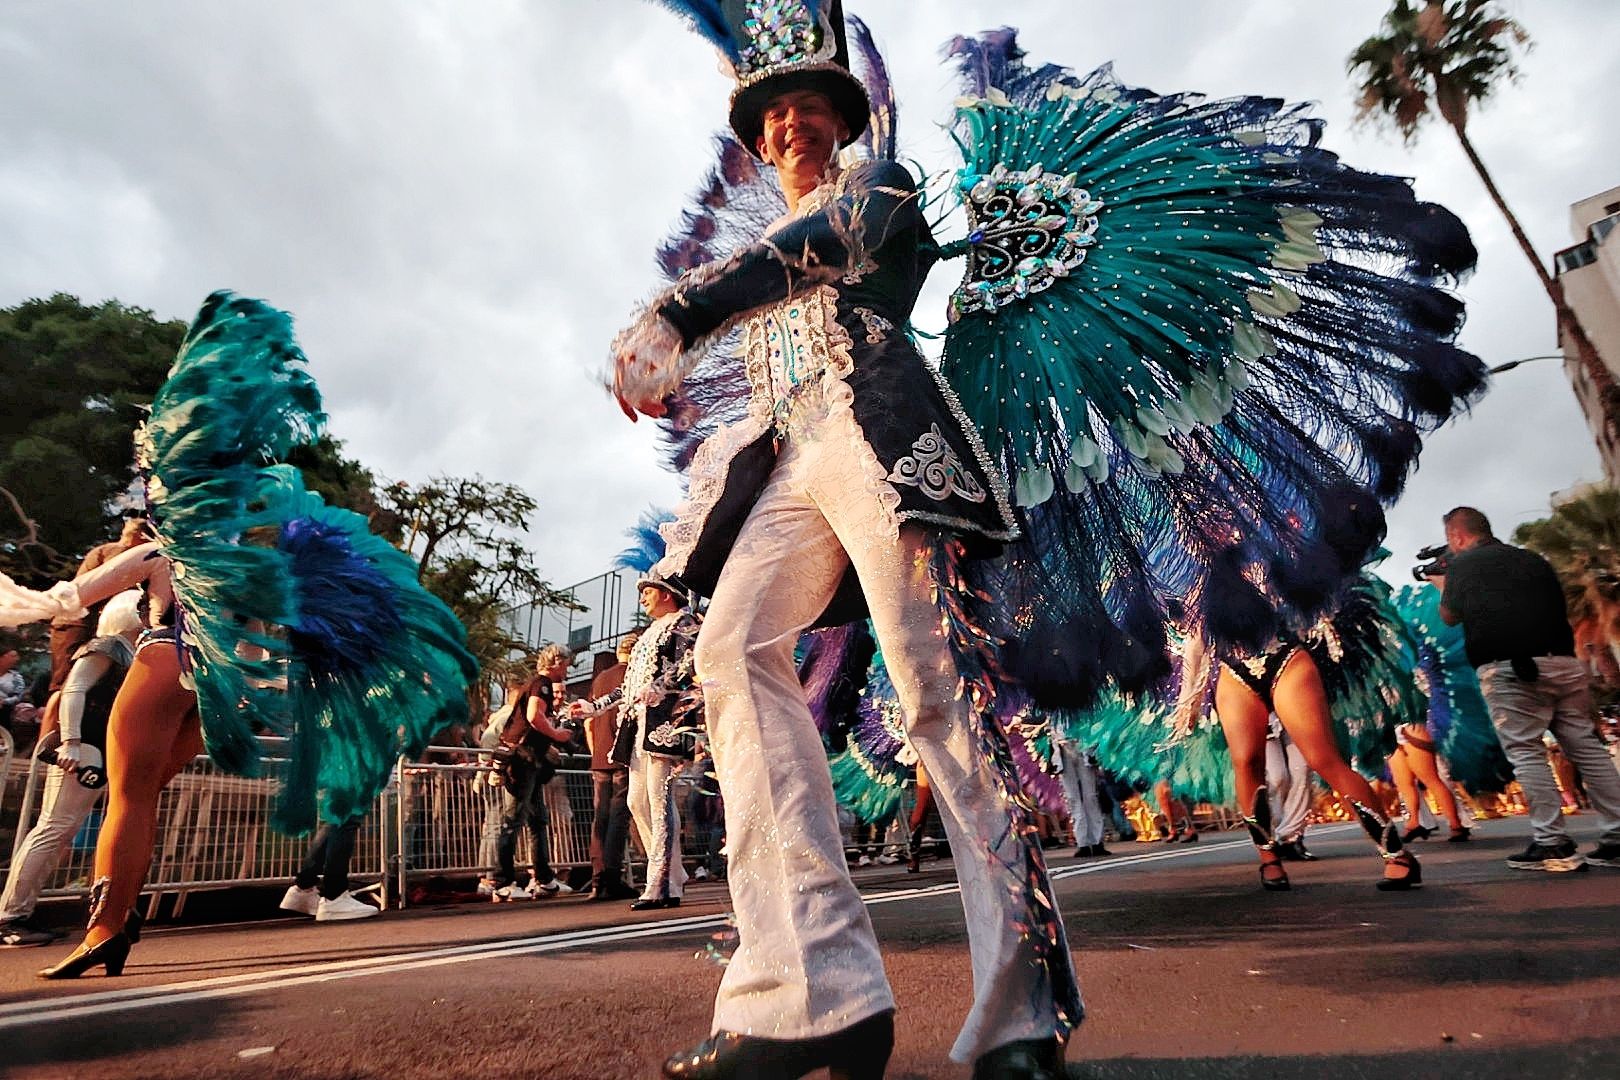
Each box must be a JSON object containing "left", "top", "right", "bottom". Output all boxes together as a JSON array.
[
  {"left": 279, "top": 885, "right": 319, "bottom": 916},
  {"left": 533, "top": 879, "right": 573, "bottom": 897},
  {"left": 877, "top": 853, "right": 899, "bottom": 865},
  {"left": 315, "top": 891, "right": 380, "bottom": 922},
  {"left": 476, "top": 877, "right": 495, "bottom": 897},
  {"left": 857, "top": 854, "right": 873, "bottom": 867},
  {"left": 493, "top": 883, "right": 534, "bottom": 902},
  {"left": 692, "top": 866, "right": 711, "bottom": 882}
]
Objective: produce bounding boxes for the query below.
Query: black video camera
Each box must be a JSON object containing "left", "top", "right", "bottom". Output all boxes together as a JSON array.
[{"left": 1412, "top": 543, "right": 1451, "bottom": 582}]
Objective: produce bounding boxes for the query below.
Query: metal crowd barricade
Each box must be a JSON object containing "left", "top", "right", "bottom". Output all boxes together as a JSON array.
[
  {"left": 3, "top": 736, "right": 389, "bottom": 916},
  {"left": 2, "top": 736, "right": 948, "bottom": 917}
]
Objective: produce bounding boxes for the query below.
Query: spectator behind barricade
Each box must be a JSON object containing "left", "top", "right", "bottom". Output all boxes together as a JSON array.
[
  {"left": 0, "top": 591, "right": 141, "bottom": 947},
  {"left": 0, "top": 641, "right": 30, "bottom": 732},
  {"left": 489, "top": 644, "right": 578, "bottom": 900},
  {"left": 571, "top": 632, "right": 640, "bottom": 901},
  {"left": 476, "top": 673, "right": 528, "bottom": 897},
  {"left": 1437, "top": 506, "right": 1620, "bottom": 871},
  {"left": 279, "top": 813, "right": 380, "bottom": 922},
  {"left": 684, "top": 742, "right": 725, "bottom": 882}
]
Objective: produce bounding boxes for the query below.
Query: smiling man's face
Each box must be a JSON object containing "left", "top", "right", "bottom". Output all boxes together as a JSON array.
[{"left": 756, "top": 89, "right": 847, "bottom": 185}]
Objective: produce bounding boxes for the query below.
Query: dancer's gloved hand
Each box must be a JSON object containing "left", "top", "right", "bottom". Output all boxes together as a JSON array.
[
  {"left": 609, "top": 311, "right": 686, "bottom": 421},
  {"left": 0, "top": 574, "right": 85, "bottom": 626},
  {"left": 54, "top": 739, "right": 85, "bottom": 773}
]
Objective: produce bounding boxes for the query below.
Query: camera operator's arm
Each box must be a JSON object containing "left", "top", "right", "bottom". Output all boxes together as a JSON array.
[{"left": 526, "top": 694, "right": 575, "bottom": 744}]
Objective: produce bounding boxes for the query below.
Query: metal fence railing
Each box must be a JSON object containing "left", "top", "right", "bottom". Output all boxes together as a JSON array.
[{"left": 3, "top": 733, "right": 986, "bottom": 919}]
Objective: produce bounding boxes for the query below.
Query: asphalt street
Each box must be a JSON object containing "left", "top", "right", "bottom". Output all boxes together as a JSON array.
[{"left": 1, "top": 815, "right": 1616, "bottom": 1080}]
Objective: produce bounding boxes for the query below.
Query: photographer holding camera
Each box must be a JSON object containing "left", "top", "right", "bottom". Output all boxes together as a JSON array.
[{"left": 1434, "top": 506, "right": 1620, "bottom": 871}]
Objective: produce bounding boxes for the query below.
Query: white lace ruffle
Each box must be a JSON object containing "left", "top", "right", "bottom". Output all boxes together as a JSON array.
[{"left": 657, "top": 400, "right": 773, "bottom": 580}]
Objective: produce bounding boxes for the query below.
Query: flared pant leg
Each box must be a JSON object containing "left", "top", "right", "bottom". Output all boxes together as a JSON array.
[
  {"left": 697, "top": 431, "right": 1068, "bottom": 1060},
  {"left": 629, "top": 747, "right": 688, "bottom": 901}
]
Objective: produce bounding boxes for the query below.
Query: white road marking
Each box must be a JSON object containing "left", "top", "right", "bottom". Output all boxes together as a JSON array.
[{"left": 0, "top": 827, "right": 1329, "bottom": 1030}]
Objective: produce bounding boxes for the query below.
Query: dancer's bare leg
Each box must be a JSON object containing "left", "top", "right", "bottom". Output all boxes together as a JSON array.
[
  {"left": 84, "top": 646, "right": 200, "bottom": 947},
  {"left": 1268, "top": 652, "right": 1413, "bottom": 880},
  {"left": 1214, "top": 669, "right": 1285, "bottom": 884}
]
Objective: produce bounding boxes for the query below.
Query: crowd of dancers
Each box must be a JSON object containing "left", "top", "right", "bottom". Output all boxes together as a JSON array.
[{"left": 3, "top": 3, "right": 1619, "bottom": 1079}]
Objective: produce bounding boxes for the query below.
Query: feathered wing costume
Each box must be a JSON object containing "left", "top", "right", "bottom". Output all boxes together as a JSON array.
[
  {"left": 1, "top": 292, "right": 478, "bottom": 832},
  {"left": 935, "top": 35, "right": 1487, "bottom": 708},
  {"left": 1394, "top": 582, "right": 1514, "bottom": 793},
  {"left": 621, "top": 7, "right": 1484, "bottom": 1061}
]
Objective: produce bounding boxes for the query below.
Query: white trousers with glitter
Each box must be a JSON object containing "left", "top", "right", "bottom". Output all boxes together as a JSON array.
[
  {"left": 695, "top": 427, "right": 1065, "bottom": 1063},
  {"left": 628, "top": 745, "right": 687, "bottom": 900}
]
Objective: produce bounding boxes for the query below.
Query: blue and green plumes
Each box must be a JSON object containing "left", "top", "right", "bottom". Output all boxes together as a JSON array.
[{"left": 142, "top": 291, "right": 478, "bottom": 832}]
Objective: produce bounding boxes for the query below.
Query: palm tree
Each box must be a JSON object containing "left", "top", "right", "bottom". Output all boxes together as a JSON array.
[
  {"left": 1515, "top": 485, "right": 1620, "bottom": 675},
  {"left": 1349, "top": 1, "right": 1619, "bottom": 455}
]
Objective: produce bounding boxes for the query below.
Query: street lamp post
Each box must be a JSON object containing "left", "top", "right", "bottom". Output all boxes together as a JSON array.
[{"left": 1487, "top": 354, "right": 1565, "bottom": 375}]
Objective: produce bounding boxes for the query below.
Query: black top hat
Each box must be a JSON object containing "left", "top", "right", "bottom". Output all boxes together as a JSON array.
[{"left": 660, "top": 1, "right": 870, "bottom": 158}]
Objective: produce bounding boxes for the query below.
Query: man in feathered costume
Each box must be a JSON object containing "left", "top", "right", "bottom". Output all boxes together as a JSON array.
[
  {"left": 612, "top": 3, "right": 1487, "bottom": 1076},
  {"left": 613, "top": 4, "right": 1071, "bottom": 1078}
]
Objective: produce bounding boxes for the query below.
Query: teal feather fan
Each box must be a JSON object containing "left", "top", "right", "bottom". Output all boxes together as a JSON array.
[
  {"left": 934, "top": 36, "right": 1486, "bottom": 709},
  {"left": 140, "top": 291, "right": 478, "bottom": 832}
]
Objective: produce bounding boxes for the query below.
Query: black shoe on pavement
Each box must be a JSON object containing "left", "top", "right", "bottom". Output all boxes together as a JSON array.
[
  {"left": 588, "top": 879, "right": 640, "bottom": 903},
  {"left": 1446, "top": 827, "right": 1472, "bottom": 843},
  {"left": 1275, "top": 839, "right": 1318, "bottom": 862},
  {"left": 630, "top": 897, "right": 682, "bottom": 911},
  {"left": 1401, "top": 825, "right": 1434, "bottom": 843},
  {"left": 1506, "top": 839, "right": 1588, "bottom": 872},
  {"left": 663, "top": 1009, "right": 893, "bottom": 1079},
  {"left": 0, "top": 920, "right": 59, "bottom": 948},
  {"left": 972, "top": 1036, "right": 1064, "bottom": 1080},
  {"left": 1584, "top": 842, "right": 1620, "bottom": 868}
]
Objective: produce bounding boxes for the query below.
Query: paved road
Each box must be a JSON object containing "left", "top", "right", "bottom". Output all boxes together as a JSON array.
[{"left": 2, "top": 815, "right": 1617, "bottom": 1079}]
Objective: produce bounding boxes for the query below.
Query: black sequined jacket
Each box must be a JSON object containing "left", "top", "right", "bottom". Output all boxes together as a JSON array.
[{"left": 653, "top": 160, "right": 1019, "bottom": 625}]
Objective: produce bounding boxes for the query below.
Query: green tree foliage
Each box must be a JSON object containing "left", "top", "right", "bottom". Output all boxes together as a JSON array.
[
  {"left": 1515, "top": 486, "right": 1620, "bottom": 666},
  {"left": 0, "top": 294, "right": 183, "bottom": 582},
  {"left": 380, "top": 475, "right": 580, "bottom": 701}
]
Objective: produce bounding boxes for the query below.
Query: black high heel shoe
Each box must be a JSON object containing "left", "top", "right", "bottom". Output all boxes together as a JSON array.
[
  {"left": 1258, "top": 856, "right": 1291, "bottom": 892},
  {"left": 1446, "top": 826, "right": 1471, "bottom": 843},
  {"left": 1401, "top": 824, "right": 1434, "bottom": 843},
  {"left": 1376, "top": 851, "right": 1423, "bottom": 891},
  {"left": 662, "top": 1009, "right": 893, "bottom": 1079},
  {"left": 972, "top": 1036, "right": 1064, "bottom": 1079},
  {"left": 38, "top": 933, "right": 131, "bottom": 979},
  {"left": 1242, "top": 786, "right": 1289, "bottom": 891}
]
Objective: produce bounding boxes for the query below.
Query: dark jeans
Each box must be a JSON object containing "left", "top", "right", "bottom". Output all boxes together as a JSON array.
[
  {"left": 295, "top": 817, "right": 361, "bottom": 900},
  {"left": 686, "top": 788, "right": 726, "bottom": 876},
  {"left": 495, "top": 766, "right": 554, "bottom": 887},
  {"left": 590, "top": 768, "right": 631, "bottom": 886}
]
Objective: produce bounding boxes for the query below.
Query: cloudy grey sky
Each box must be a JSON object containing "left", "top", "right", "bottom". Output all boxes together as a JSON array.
[{"left": 3, "top": 1, "right": 1616, "bottom": 594}]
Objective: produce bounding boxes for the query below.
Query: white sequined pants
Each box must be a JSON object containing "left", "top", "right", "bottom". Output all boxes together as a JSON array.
[
  {"left": 628, "top": 745, "right": 687, "bottom": 900},
  {"left": 696, "top": 428, "right": 1064, "bottom": 1062}
]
